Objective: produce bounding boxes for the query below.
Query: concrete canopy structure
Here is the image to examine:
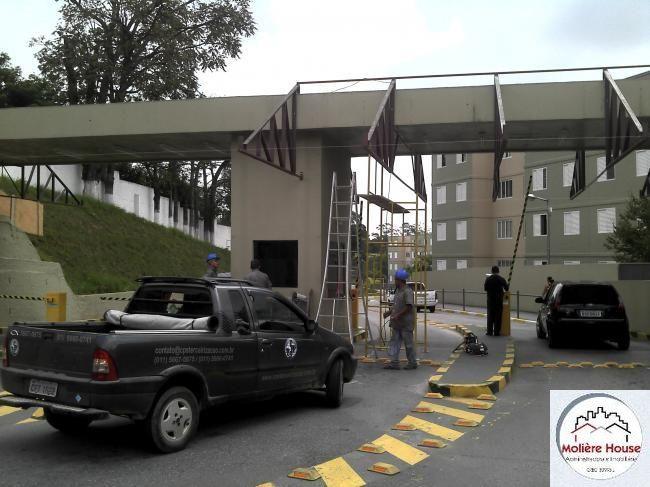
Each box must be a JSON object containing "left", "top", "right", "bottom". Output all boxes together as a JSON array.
[
  {"left": 1, "top": 78, "right": 650, "bottom": 164},
  {"left": 1, "top": 73, "right": 649, "bottom": 310}
]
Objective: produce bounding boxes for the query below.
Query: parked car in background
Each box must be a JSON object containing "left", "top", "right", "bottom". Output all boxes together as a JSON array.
[
  {"left": 387, "top": 282, "right": 437, "bottom": 312},
  {"left": 535, "top": 281, "right": 630, "bottom": 350}
]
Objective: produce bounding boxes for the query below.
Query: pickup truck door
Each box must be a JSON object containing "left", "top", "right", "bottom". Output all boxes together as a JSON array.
[{"left": 247, "top": 290, "right": 323, "bottom": 393}]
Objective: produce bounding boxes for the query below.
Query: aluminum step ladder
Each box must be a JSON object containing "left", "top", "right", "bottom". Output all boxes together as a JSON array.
[{"left": 317, "top": 173, "right": 377, "bottom": 356}]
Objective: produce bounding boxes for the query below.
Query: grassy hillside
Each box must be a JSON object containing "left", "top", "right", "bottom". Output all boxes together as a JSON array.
[{"left": 1, "top": 178, "right": 230, "bottom": 294}]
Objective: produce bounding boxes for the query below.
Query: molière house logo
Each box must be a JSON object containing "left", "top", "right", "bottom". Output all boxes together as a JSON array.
[{"left": 555, "top": 393, "right": 643, "bottom": 480}]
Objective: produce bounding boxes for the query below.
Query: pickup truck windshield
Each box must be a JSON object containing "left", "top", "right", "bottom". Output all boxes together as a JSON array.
[{"left": 127, "top": 285, "right": 214, "bottom": 318}]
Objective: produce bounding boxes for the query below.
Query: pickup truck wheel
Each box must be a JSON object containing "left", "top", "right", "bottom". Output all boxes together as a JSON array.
[
  {"left": 44, "top": 409, "right": 91, "bottom": 434},
  {"left": 428, "top": 306, "right": 435, "bottom": 313},
  {"left": 617, "top": 333, "right": 630, "bottom": 351},
  {"left": 147, "top": 386, "right": 199, "bottom": 453},
  {"left": 325, "top": 359, "right": 344, "bottom": 408}
]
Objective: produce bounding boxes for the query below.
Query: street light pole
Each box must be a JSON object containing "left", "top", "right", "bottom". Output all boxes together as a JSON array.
[{"left": 528, "top": 193, "right": 551, "bottom": 265}]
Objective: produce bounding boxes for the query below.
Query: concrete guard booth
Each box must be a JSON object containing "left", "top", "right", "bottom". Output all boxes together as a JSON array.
[{"left": 1, "top": 67, "right": 650, "bottom": 318}]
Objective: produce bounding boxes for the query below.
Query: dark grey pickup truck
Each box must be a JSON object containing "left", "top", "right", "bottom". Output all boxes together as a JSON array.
[{"left": 0, "top": 277, "right": 357, "bottom": 452}]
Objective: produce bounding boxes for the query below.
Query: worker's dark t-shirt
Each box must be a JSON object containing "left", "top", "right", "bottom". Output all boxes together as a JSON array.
[{"left": 484, "top": 274, "right": 509, "bottom": 303}]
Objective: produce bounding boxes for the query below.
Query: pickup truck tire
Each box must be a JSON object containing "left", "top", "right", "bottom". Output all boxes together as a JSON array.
[
  {"left": 428, "top": 306, "right": 435, "bottom": 313},
  {"left": 146, "top": 386, "right": 199, "bottom": 453},
  {"left": 44, "top": 409, "right": 92, "bottom": 434},
  {"left": 325, "top": 359, "right": 344, "bottom": 408}
]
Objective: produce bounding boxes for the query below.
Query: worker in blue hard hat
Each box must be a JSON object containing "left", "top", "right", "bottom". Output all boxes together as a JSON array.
[
  {"left": 383, "top": 268, "right": 417, "bottom": 370},
  {"left": 204, "top": 253, "right": 222, "bottom": 279}
]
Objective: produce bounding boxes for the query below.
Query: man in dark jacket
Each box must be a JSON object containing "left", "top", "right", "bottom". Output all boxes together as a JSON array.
[
  {"left": 244, "top": 259, "right": 272, "bottom": 289},
  {"left": 484, "top": 265, "right": 509, "bottom": 336}
]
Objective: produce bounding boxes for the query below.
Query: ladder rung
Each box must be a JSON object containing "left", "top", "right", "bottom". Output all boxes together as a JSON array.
[
  {"left": 334, "top": 202, "right": 351, "bottom": 205},
  {"left": 319, "top": 314, "right": 349, "bottom": 319},
  {"left": 336, "top": 185, "right": 352, "bottom": 189},
  {"left": 330, "top": 232, "right": 349, "bottom": 236},
  {"left": 328, "top": 265, "right": 347, "bottom": 268},
  {"left": 332, "top": 217, "right": 349, "bottom": 220}
]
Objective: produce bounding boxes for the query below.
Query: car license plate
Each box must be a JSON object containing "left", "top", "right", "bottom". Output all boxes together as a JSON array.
[
  {"left": 579, "top": 310, "right": 603, "bottom": 318},
  {"left": 28, "top": 379, "right": 58, "bottom": 398}
]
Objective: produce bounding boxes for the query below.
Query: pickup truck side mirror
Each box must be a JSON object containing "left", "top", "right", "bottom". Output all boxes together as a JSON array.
[
  {"left": 305, "top": 319, "right": 318, "bottom": 333},
  {"left": 534, "top": 297, "right": 544, "bottom": 304}
]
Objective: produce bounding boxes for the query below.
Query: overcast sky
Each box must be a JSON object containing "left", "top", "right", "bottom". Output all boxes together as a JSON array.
[{"left": 1, "top": 0, "right": 649, "bottom": 233}]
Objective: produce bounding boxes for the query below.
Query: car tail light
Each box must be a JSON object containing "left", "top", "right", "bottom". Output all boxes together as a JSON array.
[
  {"left": 2, "top": 333, "right": 8, "bottom": 367},
  {"left": 92, "top": 348, "right": 118, "bottom": 381}
]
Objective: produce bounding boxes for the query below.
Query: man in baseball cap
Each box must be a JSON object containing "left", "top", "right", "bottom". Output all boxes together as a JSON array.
[{"left": 383, "top": 268, "right": 417, "bottom": 370}]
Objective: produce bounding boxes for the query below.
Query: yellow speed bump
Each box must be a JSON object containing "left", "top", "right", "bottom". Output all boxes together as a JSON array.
[
  {"left": 632, "top": 362, "right": 646, "bottom": 367},
  {"left": 358, "top": 443, "right": 386, "bottom": 454},
  {"left": 392, "top": 422, "right": 416, "bottom": 431},
  {"left": 618, "top": 363, "right": 635, "bottom": 369},
  {"left": 454, "top": 419, "right": 479, "bottom": 427},
  {"left": 556, "top": 361, "right": 570, "bottom": 367},
  {"left": 531, "top": 361, "right": 544, "bottom": 366},
  {"left": 519, "top": 364, "right": 534, "bottom": 368},
  {"left": 372, "top": 434, "right": 429, "bottom": 465},
  {"left": 412, "top": 403, "right": 435, "bottom": 413},
  {"left": 31, "top": 408, "right": 44, "bottom": 419},
  {"left": 477, "top": 394, "right": 497, "bottom": 401},
  {"left": 425, "top": 392, "right": 444, "bottom": 399},
  {"left": 568, "top": 364, "right": 583, "bottom": 368},
  {"left": 604, "top": 361, "right": 618, "bottom": 367},
  {"left": 429, "top": 375, "right": 443, "bottom": 382},
  {"left": 288, "top": 467, "right": 321, "bottom": 481},
  {"left": 256, "top": 483, "right": 276, "bottom": 487},
  {"left": 360, "top": 357, "right": 377, "bottom": 364},
  {"left": 468, "top": 401, "right": 492, "bottom": 410},
  {"left": 580, "top": 361, "right": 594, "bottom": 367},
  {"left": 543, "top": 364, "right": 558, "bottom": 368},
  {"left": 368, "top": 463, "right": 400, "bottom": 476},
  {"left": 415, "top": 402, "right": 484, "bottom": 423},
  {"left": 419, "top": 438, "right": 446, "bottom": 448},
  {"left": 436, "top": 367, "right": 449, "bottom": 373},
  {"left": 418, "top": 359, "right": 434, "bottom": 365},
  {"left": 594, "top": 364, "right": 609, "bottom": 369}
]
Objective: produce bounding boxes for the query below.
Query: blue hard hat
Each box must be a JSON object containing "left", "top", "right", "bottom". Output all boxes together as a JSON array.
[
  {"left": 206, "top": 252, "right": 220, "bottom": 262},
  {"left": 395, "top": 268, "right": 409, "bottom": 281}
]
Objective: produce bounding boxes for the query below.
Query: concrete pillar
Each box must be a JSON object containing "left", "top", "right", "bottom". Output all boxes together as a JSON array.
[{"left": 230, "top": 133, "right": 351, "bottom": 314}]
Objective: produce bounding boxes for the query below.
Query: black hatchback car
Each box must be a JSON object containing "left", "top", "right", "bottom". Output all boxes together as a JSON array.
[{"left": 535, "top": 281, "right": 630, "bottom": 350}]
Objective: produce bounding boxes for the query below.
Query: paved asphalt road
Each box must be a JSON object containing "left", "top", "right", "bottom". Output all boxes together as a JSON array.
[{"left": 1, "top": 309, "right": 648, "bottom": 487}]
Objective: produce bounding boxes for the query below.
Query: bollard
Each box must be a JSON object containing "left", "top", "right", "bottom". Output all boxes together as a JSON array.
[
  {"left": 442, "top": 289, "right": 445, "bottom": 309},
  {"left": 350, "top": 286, "right": 359, "bottom": 333},
  {"left": 462, "top": 288, "right": 466, "bottom": 311},
  {"left": 45, "top": 292, "right": 67, "bottom": 322},
  {"left": 501, "top": 291, "right": 511, "bottom": 336}
]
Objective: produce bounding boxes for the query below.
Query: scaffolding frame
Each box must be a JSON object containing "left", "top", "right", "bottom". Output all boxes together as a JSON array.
[{"left": 360, "top": 154, "right": 430, "bottom": 356}]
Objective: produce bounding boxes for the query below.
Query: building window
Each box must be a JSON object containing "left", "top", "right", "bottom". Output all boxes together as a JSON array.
[
  {"left": 455, "top": 182, "right": 467, "bottom": 202},
  {"left": 597, "top": 207, "right": 616, "bottom": 234},
  {"left": 436, "top": 185, "right": 446, "bottom": 205},
  {"left": 436, "top": 155, "right": 447, "bottom": 168},
  {"left": 597, "top": 156, "right": 615, "bottom": 181},
  {"left": 436, "top": 259, "right": 447, "bottom": 271},
  {"left": 456, "top": 220, "right": 467, "bottom": 240},
  {"left": 533, "top": 259, "right": 548, "bottom": 266},
  {"left": 533, "top": 213, "right": 548, "bottom": 236},
  {"left": 564, "top": 260, "right": 580, "bottom": 265},
  {"left": 497, "top": 179, "right": 513, "bottom": 199},
  {"left": 503, "top": 152, "right": 512, "bottom": 159},
  {"left": 456, "top": 153, "right": 467, "bottom": 164},
  {"left": 253, "top": 240, "right": 298, "bottom": 287},
  {"left": 496, "top": 219, "right": 512, "bottom": 239},
  {"left": 636, "top": 150, "right": 650, "bottom": 176},
  {"left": 562, "top": 162, "right": 574, "bottom": 187},
  {"left": 563, "top": 211, "right": 580, "bottom": 236},
  {"left": 456, "top": 259, "right": 467, "bottom": 269},
  {"left": 436, "top": 222, "right": 447, "bottom": 241},
  {"left": 532, "top": 167, "right": 547, "bottom": 191},
  {"left": 497, "top": 259, "right": 512, "bottom": 268}
]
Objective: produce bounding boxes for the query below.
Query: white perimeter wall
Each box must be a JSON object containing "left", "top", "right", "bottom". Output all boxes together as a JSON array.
[{"left": 4, "top": 165, "right": 231, "bottom": 250}]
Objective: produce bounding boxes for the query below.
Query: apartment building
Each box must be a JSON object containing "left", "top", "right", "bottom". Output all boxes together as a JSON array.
[
  {"left": 430, "top": 150, "right": 650, "bottom": 269},
  {"left": 524, "top": 150, "right": 650, "bottom": 265},
  {"left": 430, "top": 152, "right": 526, "bottom": 270},
  {"left": 386, "top": 234, "right": 428, "bottom": 283}
]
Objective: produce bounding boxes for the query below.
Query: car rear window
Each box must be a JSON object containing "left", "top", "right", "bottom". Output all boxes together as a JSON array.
[
  {"left": 127, "top": 285, "right": 214, "bottom": 317},
  {"left": 559, "top": 285, "right": 619, "bottom": 305}
]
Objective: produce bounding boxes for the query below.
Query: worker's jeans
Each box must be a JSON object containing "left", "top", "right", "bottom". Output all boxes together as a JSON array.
[{"left": 388, "top": 327, "right": 417, "bottom": 366}]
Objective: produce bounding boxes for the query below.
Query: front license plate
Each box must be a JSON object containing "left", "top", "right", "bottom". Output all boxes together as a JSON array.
[
  {"left": 28, "top": 379, "right": 58, "bottom": 398},
  {"left": 579, "top": 310, "right": 603, "bottom": 318}
]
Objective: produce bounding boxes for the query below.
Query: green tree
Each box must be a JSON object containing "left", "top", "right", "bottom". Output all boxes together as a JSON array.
[
  {"left": 0, "top": 52, "right": 58, "bottom": 107},
  {"left": 605, "top": 195, "right": 650, "bottom": 262},
  {"left": 33, "top": 0, "right": 255, "bottom": 200}
]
